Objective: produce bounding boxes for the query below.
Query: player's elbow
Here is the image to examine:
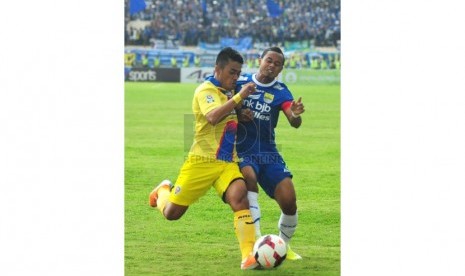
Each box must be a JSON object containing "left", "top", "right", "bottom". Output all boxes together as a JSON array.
[{"left": 206, "top": 113, "right": 219, "bottom": 125}]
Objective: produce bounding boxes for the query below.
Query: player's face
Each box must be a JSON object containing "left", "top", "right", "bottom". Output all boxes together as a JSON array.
[
  {"left": 215, "top": 60, "right": 242, "bottom": 91},
  {"left": 259, "top": 51, "right": 284, "bottom": 79}
]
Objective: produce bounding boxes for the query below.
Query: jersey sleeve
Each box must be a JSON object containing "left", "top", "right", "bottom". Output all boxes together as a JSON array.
[
  {"left": 282, "top": 83, "right": 294, "bottom": 99},
  {"left": 280, "top": 83, "right": 295, "bottom": 105},
  {"left": 196, "top": 87, "right": 222, "bottom": 116},
  {"left": 281, "top": 100, "right": 292, "bottom": 111}
]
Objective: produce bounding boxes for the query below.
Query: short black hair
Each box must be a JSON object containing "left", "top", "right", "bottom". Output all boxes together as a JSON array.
[
  {"left": 216, "top": 47, "right": 244, "bottom": 68},
  {"left": 261, "top": 46, "right": 285, "bottom": 64}
]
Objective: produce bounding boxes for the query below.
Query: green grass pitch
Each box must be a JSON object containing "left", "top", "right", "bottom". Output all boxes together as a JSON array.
[{"left": 125, "top": 81, "right": 340, "bottom": 275}]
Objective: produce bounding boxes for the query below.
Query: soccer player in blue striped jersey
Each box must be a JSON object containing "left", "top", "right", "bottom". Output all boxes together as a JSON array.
[{"left": 235, "top": 47, "right": 305, "bottom": 260}]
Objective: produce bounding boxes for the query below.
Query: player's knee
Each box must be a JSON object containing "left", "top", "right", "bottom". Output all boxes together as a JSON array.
[
  {"left": 281, "top": 203, "right": 297, "bottom": 215},
  {"left": 164, "top": 212, "right": 181, "bottom": 220},
  {"left": 230, "top": 190, "right": 248, "bottom": 208},
  {"left": 225, "top": 180, "right": 249, "bottom": 210},
  {"left": 163, "top": 204, "right": 186, "bottom": 220},
  {"left": 274, "top": 184, "right": 297, "bottom": 215},
  {"left": 163, "top": 210, "right": 180, "bottom": 220},
  {"left": 278, "top": 195, "right": 297, "bottom": 213},
  {"left": 241, "top": 166, "right": 258, "bottom": 192},
  {"left": 165, "top": 215, "right": 178, "bottom": 221},
  {"left": 245, "top": 180, "right": 259, "bottom": 192}
]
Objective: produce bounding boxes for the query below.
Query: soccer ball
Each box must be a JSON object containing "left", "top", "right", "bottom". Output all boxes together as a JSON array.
[{"left": 253, "top": 234, "right": 287, "bottom": 268}]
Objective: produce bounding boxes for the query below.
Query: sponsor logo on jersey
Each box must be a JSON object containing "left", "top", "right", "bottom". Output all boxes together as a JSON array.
[
  {"left": 273, "top": 83, "right": 285, "bottom": 90},
  {"left": 206, "top": 95, "right": 214, "bottom": 103},
  {"left": 248, "top": 94, "right": 261, "bottom": 100},
  {"left": 243, "top": 98, "right": 271, "bottom": 121},
  {"left": 253, "top": 111, "right": 270, "bottom": 121},
  {"left": 264, "top": 92, "right": 274, "bottom": 104},
  {"left": 243, "top": 98, "right": 271, "bottom": 113}
]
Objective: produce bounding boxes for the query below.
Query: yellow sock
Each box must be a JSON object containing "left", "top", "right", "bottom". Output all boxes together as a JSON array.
[
  {"left": 234, "top": 209, "right": 256, "bottom": 259},
  {"left": 157, "top": 186, "right": 171, "bottom": 215}
]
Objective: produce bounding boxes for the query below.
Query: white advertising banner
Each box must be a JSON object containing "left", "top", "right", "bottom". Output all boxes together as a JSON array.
[
  {"left": 180, "top": 67, "right": 259, "bottom": 83},
  {"left": 180, "top": 67, "right": 215, "bottom": 83}
]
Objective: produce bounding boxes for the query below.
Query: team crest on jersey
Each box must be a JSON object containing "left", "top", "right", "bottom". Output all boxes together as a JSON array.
[
  {"left": 264, "top": 92, "right": 274, "bottom": 104},
  {"left": 206, "top": 95, "right": 215, "bottom": 103}
]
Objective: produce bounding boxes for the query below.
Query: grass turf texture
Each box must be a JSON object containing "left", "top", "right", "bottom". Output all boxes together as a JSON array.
[{"left": 125, "top": 81, "right": 340, "bottom": 275}]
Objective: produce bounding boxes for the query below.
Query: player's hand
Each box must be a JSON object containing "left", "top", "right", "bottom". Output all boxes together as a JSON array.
[
  {"left": 238, "top": 82, "right": 256, "bottom": 99},
  {"left": 290, "top": 97, "right": 305, "bottom": 117},
  {"left": 238, "top": 108, "right": 254, "bottom": 122}
]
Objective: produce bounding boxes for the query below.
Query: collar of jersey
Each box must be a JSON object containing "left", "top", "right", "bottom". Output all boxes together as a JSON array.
[
  {"left": 205, "top": 75, "right": 229, "bottom": 94},
  {"left": 205, "top": 75, "right": 221, "bottom": 87},
  {"left": 252, "top": 73, "right": 277, "bottom": 87}
]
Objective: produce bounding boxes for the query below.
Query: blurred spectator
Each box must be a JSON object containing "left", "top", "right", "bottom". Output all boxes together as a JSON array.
[
  {"left": 301, "top": 54, "right": 309, "bottom": 69},
  {"left": 246, "top": 56, "right": 253, "bottom": 69},
  {"left": 124, "top": 52, "right": 136, "bottom": 67},
  {"left": 320, "top": 57, "right": 328, "bottom": 70},
  {"left": 329, "top": 55, "right": 335, "bottom": 69},
  {"left": 142, "top": 26, "right": 153, "bottom": 45},
  {"left": 133, "top": 53, "right": 143, "bottom": 68},
  {"left": 154, "top": 55, "right": 161, "bottom": 68},
  {"left": 289, "top": 55, "right": 297, "bottom": 69},
  {"left": 283, "top": 57, "right": 289, "bottom": 68},
  {"left": 142, "top": 54, "right": 149, "bottom": 68},
  {"left": 183, "top": 55, "right": 190, "bottom": 67},
  {"left": 194, "top": 55, "right": 201, "bottom": 67},
  {"left": 171, "top": 56, "right": 178, "bottom": 67},
  {"left": 254, "top": 57, "right": 260, "bottom": 68},
  {"left": 335, "top": 54, "right": 340, "bottom": 70},
  {"left": 311, "top": 56, "right": 320, "bottom": 70}
]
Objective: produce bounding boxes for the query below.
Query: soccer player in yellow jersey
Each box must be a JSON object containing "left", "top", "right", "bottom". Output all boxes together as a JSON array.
[{"left": 149, "top": 47, "right": 259, "bottom": 270}]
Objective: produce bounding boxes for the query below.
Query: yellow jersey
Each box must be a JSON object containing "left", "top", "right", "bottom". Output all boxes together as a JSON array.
[{"left": 189, "top": 77, "right": 238, "bottom": 162}]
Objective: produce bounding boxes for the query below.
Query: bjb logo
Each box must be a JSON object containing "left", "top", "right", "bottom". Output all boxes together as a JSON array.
[
  {"left": 244, "top": 98, "right": 271, "bottom": 113},
  {"left": 255, "top": 101, "right": 271, "bottom": 113}
]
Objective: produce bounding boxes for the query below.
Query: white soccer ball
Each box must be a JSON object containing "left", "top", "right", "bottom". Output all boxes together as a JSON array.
[{"left": 253, "top": 234, "right": 287, "bottom": 268}]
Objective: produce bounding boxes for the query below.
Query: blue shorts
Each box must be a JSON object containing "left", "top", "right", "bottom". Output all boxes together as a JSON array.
[{"left": 239, "top": 154, "right": 293, "bottom": 198}]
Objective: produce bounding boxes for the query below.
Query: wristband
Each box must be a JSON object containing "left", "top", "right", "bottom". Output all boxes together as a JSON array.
[
  {"left": 291, "top": 110, "right": 300, "bottom": 118},
  {"left": 232, "top": 94, "right": 242, "bottom": 104}
]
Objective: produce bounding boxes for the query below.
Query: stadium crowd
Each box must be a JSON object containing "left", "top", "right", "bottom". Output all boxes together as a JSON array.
[{"left": 125, "top": 0, "right": 340, "bottom": 48}]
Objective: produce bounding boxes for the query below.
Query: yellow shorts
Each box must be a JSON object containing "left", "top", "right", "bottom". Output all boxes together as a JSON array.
[{"left": 169, "top": 155, "right": 244, "bottom": 206}]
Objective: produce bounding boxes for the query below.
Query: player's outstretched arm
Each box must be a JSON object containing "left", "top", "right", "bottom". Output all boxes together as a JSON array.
[{"left": 284, "top": 97, "right": 305, "bottom": 128}]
